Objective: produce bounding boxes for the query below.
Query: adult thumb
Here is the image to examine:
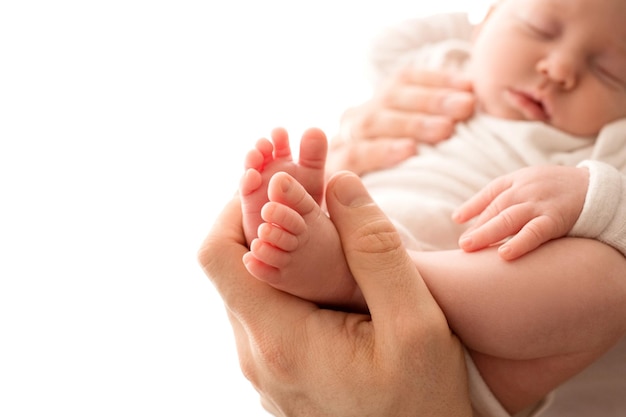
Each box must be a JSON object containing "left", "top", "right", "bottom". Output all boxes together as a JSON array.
[{"left": 325, "top": 171, "right": 436, "bottom": 323}]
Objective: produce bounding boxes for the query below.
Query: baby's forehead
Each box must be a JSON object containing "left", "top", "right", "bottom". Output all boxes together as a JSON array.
[{"left": 524, "top": 0, "right": 626, "bottom": 43}]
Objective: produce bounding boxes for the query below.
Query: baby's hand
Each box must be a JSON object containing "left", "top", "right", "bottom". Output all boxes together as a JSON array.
[{"left": 453, "top": 166, "right": 589, "bottom": 260}]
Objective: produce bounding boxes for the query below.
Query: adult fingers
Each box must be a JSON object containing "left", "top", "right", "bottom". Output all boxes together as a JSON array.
[
  {"left": 382, "top": 85, "right": 476, "bottom": 121},
  {"left": 198, "top": 197, "right": 316, "bottom": 337},
  {"left": 324, "top": 172, "right": 443, "bottom": 332},
  {"left": 326, "top": 138, "right": 417, "bottom": 177},
  {"left": 356, "top": 109, "right": 458, "bottom": 144},
  {"left": 399, "top": 68, "right": 473, "bottom": 92},
  {"left": 391, "top": 68, "right": 475, "bottom": 118},
  {"left": 342, "top": 98, "right": 470, "bottom": 144}
]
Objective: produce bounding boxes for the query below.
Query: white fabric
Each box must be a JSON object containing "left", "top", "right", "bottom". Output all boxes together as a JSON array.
[
  {"left": 363, "top": 106, "right": 626, "bottom": 257},
  {"left": 571, "top": 160, "right": 626, "bottom": 256},
  {"left": 368, "top": 12, "right": 474, "bottom": 84},
  {"left": 465, "top": 351, "right": 553, "bottom": 417}
]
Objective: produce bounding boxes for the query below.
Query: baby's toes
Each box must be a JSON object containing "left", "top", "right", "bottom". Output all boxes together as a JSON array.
[
  {"left": 270, "top": 127, "right": 293, "bottom": 160},
  {"left": 239, "top": 168, "right": 263, "bottom": 196},
  {"left": 257, "top": 222, "right": 299, "bottom": 252},
  {"left": 249, "top": 238, "right": 292, "bottom": 270},
  {"left": 244, "top": 138, "right": 275, "bottom": 170},
  {"left": 298, "top": 127, "right": 328, "bottom": 171}
]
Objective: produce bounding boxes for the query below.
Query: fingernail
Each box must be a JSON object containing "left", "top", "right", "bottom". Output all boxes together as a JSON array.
[
  {"left": 499, "top": 244, "right": 512, "bottom": 258},
  {"left": 459, "top": 235, "right": 472, "bottom": 248},
  {"left": 334, "top": 173, "right": 373, "bottom": 208},
  {"left": 275, "top": 173, "right": 292, "bottom": 193}
]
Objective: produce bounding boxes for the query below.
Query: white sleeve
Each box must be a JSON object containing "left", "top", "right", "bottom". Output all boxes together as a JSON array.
[
  {"left": 569, "top": 160, "right": 626, "bottom": 256},
  {"left": 367, "top": 12, "right": 474, "bottom": 85}
]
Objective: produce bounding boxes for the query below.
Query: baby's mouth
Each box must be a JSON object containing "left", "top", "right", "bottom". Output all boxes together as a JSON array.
[{"left": 505, "top": 89, "right": 550, "bottom": 122}]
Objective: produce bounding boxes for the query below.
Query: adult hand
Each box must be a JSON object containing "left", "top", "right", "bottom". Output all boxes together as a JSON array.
[
  {"left": 326, "top": 68, "right": 475, "bottom": 177},
  {"left": 199, "top": 172, "right": 472, "bottom": 417},
  {"left": 337, "top": 68, "right": 474, "bottom": 144},
  {"left": 453, "top": 165, "right": 589, "bottom": 260}
]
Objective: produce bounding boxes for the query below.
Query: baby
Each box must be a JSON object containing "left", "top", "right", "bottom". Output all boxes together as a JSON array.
[{"left": 239, "top": 0, "right": 626, "bottom": 415}]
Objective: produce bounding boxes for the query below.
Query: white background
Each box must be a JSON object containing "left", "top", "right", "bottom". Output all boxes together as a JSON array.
[{"left": 1, "top": 1, "right": 489, "bottom": 415}]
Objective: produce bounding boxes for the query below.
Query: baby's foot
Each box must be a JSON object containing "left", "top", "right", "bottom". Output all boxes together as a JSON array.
[
  {"left": 240, "top": 127, "right": 327, "bottom": 245},
  {"left": 243, "top": 172, "right": 364, "bottom": 311}
]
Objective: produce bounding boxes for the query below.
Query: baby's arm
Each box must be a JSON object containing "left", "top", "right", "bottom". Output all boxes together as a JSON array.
[
  {"left": 452, "top": 165, "right": 589, "bottom": 260},
  {"left": 410, "top": 238, "right": 626, "bottom": 412}
]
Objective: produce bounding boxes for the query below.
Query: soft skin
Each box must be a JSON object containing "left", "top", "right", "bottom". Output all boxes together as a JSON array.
[
  {"left": 200, "top": 173, "right": 473, "bottom": 417},
  {"left": 469, "top": 0, "right": 626, "bottom": 136}
]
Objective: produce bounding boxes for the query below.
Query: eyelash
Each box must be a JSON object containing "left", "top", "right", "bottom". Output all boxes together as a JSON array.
[
  {"left": 593, "top": 65, "right": 624, "bottom": 89},
  {"left": 526, "top": 22, "right": 553, "bottom": 39}
]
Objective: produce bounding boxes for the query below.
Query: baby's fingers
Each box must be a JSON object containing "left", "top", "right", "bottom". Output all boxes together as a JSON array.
[
  {"left": 458, "top": 205, "right": 530, "bottom": 253},
  {"left": 453, "top": 177, "right": 511, "bottom": 224},
  {"left": 452, "top": 193, "right": 490, "bottom": 225},
  {"left": 498, "top": 215, "right": 561, "bottom": 261}
]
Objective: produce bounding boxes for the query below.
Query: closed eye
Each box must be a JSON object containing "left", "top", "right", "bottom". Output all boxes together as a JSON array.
[
  {"left": 525, "top": 21, "right": 553, "bottom": 39},
  {"left": 593, "top": 64, "right": 626, "bottom": 90},
  {"left": 515, "top": 9, "right": 559, "bottom": 41}
]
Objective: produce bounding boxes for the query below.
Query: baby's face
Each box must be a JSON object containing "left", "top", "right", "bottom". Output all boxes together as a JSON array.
[{"left": 469, "top": 0, "right": 626, "bottom": 136}]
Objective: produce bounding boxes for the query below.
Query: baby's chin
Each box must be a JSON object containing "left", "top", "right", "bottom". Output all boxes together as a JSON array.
[{"left": 475, "top": 101, "right": 526, "bottom": 122}]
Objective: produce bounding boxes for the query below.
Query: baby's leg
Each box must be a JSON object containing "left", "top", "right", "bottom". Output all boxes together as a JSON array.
[
  {"left": 240, "top": 127, "right": 327, "bottom": 245},
  {"left": 243, "top": 172, "right": 364, "bottom": 311}
]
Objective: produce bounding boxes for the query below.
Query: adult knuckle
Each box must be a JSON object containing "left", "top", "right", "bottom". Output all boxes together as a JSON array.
[
  {"left": 238, "top": 351, "right": 259, "bottom": 385},
  {"left": 352, "top": 218, "right": 403, "bottom": 256},
  {"left": 329, "top": 144, "right": 360, "bottom": 173},
  {"left": 428, "top": 90, "right": 448, "bottom": 113},
  {"left": 379, "top": 88, "right": 397, "bottom": 108},
  {"left": 394, "top": 66, "right": 413, "bottom": 83},
  {"left": 197, "top": 236, "right": 221, "bottom": 272},
  {"left": 352, "top": 110, "right": 377, "bottom": 138},
  {"left": 256, "top": 338, "right": 294, "bottom": 380},
  {"left": 239, "top": 328, "right": 296, "bottom": 386},
  {"left": 411, "top": 116, "right": 429, "bottom": 133}
]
